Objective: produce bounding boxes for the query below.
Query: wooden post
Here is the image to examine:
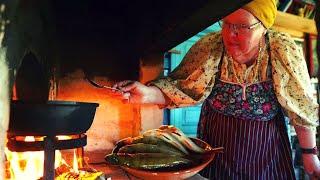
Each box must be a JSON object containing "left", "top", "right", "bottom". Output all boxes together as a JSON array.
[
  {"left": 0, "top": 2, "right": 12, "bottom": 178},
  {"left": 0, "top": 50, "right": 10, "bottom": 180},
  {"left": 0, "top": 0, "right": 56, "bottom": 178},
  {"left": 43, "top": 136, "right": 56, "bottom": 180}
]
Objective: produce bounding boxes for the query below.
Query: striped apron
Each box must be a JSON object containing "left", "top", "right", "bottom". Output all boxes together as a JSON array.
[{"left": 197, "top": 79, "right": 296, "bottom": 180}]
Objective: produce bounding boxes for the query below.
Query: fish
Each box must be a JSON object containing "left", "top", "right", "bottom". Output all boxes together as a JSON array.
[
  {"left": 143, "top": 129, "right": 189, "bottom": 154},
  {"left": 112, "top": 137, "right": 136, "bottom": 154},
  {"left": 105, "top": 153, "right": 192, "bottom": 170},
  {"left": 105, "top": 126, "right": 224, "bottom": 173},
  {"left": 159, "top": 125, "right": 205, "bottom": 153},
  {"left": 112, "top": 134, "right": 188, "bottom": 155},
  {"left": 118, "top": 143, "right": 185, "bottom": 156}
]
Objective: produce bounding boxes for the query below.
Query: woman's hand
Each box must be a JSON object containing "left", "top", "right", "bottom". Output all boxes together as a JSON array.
[
  {"left": 302, "top": 154, "right": 320, "bottom": 179},
  {"left": 294, "top": 125, "right": 320, "bottom": 179},
  {"left": 112, "top": 80, "right": 167, "bottom": 105}
]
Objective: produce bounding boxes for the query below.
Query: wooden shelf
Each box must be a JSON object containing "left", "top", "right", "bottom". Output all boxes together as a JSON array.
[{"left": 273, "top": 11, "right": 317, "bottom": 37}]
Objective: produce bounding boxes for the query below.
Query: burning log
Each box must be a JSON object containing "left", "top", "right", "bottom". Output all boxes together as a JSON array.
[
  {"left": 54, "top": 160, "right": 106, "bottom": 180},
  {"left": 55, "top": 170, "right": 105, "bottom": 180},
  {"left": 5, "top": 160, "right": 12, "bottom": 180},
  {"left": 34, "top": 162, "right": 106, "bottom": 180},
  {"left": 55, "top": 163, "right": 72, "bottom": 177}
]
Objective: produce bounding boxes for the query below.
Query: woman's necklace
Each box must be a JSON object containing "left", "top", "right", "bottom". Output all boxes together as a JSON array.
[{"left": 227, "top": 39, "right": 265, "bottom": 100}]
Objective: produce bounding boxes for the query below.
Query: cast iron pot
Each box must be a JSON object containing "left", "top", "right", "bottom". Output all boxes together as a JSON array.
[{"left": 8, "top": 100, "right": 99, "bottom": 136}]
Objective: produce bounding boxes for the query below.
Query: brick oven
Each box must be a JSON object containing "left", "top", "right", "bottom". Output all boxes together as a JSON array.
[{"left": 0, "top": 0, "right": 251, "bottom": 179}]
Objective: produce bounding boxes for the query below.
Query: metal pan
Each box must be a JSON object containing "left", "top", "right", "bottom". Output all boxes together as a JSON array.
[{"left": 8, "top": 100, "right": 99, "bottom": 136}]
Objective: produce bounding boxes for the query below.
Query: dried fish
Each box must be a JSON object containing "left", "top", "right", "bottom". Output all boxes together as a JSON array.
[
  {"left": 106, "top": 126, "right": 211, "bottom": 172},
  {"left": 159, "top": 125, "right": 205, "bottom": 153},
  {"left": 143, "top": 129, "right": 189, "bottom": 154},
  {"left": 118, "top": 143, "right": 185, "bottom": 156},
  {"left": 112, "top": 135, "right": 189, "bottom": 155},
  {"left": 105, "top": 153, "right": 192, "bottom": 170}
]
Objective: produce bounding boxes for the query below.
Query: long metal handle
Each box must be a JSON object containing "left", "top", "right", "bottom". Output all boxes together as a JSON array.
[{"left": 86, "top": 78, "right": 123, "bottom": 92}]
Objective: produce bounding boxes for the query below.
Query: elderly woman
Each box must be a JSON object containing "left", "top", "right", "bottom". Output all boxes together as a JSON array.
[{"left": 113, "top": 0, "right": 320, "bottom": 179}]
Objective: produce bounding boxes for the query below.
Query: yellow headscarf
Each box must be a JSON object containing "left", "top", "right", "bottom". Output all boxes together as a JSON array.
[{"left": 242, "top": 0, "right": 277, "bottom": 28}]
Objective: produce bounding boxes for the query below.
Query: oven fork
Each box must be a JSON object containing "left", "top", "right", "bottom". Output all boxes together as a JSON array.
[{"left": 86, "top": 78, "right": 123, "bottom": 93}]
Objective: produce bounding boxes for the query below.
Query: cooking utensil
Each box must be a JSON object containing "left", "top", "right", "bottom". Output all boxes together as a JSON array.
[
  {"left": 8, "top": 100, "right": 99, "bottom": 136},
  {"left": 86, "top": 78, "right": 123, "bottom": 93}
]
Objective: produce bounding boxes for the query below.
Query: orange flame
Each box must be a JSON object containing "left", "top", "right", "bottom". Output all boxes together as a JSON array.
[
  {"left": 4, "top": 136, "right": 71, "bottom": 180},
  {"left": 73, "top": 149, "right": 79, "bottom": 174}
]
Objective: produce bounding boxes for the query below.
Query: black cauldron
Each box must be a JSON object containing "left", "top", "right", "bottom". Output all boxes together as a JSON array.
[{"left": 8, "top": 100, "right": 99, "bottom": 136}]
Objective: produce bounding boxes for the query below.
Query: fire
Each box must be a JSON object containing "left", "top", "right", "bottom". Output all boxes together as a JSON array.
[
  {"left": 4, "top": 136, "right": 71, "bottom": 180},
  {"left": 56, "top": 150, "right": 105, "bottom": 179},
  {"left": 5, "top": 135, "right": 104, "bottom": 180},
  {"left": 72, "top": 149, "right": 79, "bottom": 174}
]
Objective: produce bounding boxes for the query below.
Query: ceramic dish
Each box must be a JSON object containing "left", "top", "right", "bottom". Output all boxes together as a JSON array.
[{"left": 120, "top": 138, "right": 223, "bottom": 180}]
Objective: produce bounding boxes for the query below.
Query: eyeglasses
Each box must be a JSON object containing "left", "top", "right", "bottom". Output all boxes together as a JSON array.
[{"left": 218, "top": 20, "right": 261, "bottom": 34}]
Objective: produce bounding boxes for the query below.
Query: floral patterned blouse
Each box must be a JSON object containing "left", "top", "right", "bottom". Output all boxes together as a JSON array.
[{"left": 151, "top": 29, "right": 319, "bottom": 132}]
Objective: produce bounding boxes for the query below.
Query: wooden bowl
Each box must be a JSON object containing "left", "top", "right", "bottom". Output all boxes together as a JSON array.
[{"left": 120, "top": 138, "right": 223, "bottom": 180}]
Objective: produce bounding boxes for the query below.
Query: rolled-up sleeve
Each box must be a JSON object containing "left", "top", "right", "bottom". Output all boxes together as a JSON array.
[
  {"left": 270, "top": 31, "right": 319, "bottom": 132},
  {"left": 150, "top": 32, "right": 223, "bottom": 108}
]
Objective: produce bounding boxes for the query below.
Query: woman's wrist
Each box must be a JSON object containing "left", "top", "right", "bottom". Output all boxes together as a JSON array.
[
  {"left": 147, "top": 86, "right": 167, "bottom": 105},
  {"left": 301, "top": 146, "right": 318, "bottom": 155},
  {"left": 294, "top": 125, "right": 317, "bottom": 149}
]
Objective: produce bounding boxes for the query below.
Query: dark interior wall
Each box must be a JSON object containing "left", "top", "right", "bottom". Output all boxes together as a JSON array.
[
  {"left": 2, "top": 0, "right": 55, "bottom": 101},
  {"left": 6, "top": 0, "right": 252, "bottom": 99},
  {"left": 51, "top": 0, "right": 212, "bottom": 80},
  {"left": 51, "top": 0, "right": 251, "bottom": 79},
  {"left": 7, "top": 0, "right": 252, "bottom": 80},
  {"left": 52, "top": 0, "right": 141, "bottom": 80}
]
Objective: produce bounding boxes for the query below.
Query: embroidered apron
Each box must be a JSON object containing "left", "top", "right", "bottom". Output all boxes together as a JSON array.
[{"left": 197, "top": 78, "right": 296, "bottom": 179}]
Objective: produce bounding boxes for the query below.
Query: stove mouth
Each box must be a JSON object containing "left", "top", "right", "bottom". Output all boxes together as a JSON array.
[
  {"left": 6, "top": 100, "right": 99, "bottom": 179},
  {"left": 4, "top": 133, "right": 101, "bottom": 180}
]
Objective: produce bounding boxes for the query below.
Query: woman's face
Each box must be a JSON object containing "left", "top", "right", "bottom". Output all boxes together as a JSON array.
[{"left": 221, "top": 9, "right": 266, "bottom": 62}]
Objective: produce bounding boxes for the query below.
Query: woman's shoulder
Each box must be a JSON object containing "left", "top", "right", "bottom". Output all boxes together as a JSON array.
[
  {"left": 201, "top": 31, "right": 221, "bottom": 40},
  {"left": 268, "top": 29, "right": 305, "bottom": 67},
  {"left": 197, "top": 31, "right": 222, "bottom": 45},
  {"left": 189, "top": 31, "right": 223, "bottom": 54},
  {"left": 267, "top": 29, "right": 296, "bottom": 47}
]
